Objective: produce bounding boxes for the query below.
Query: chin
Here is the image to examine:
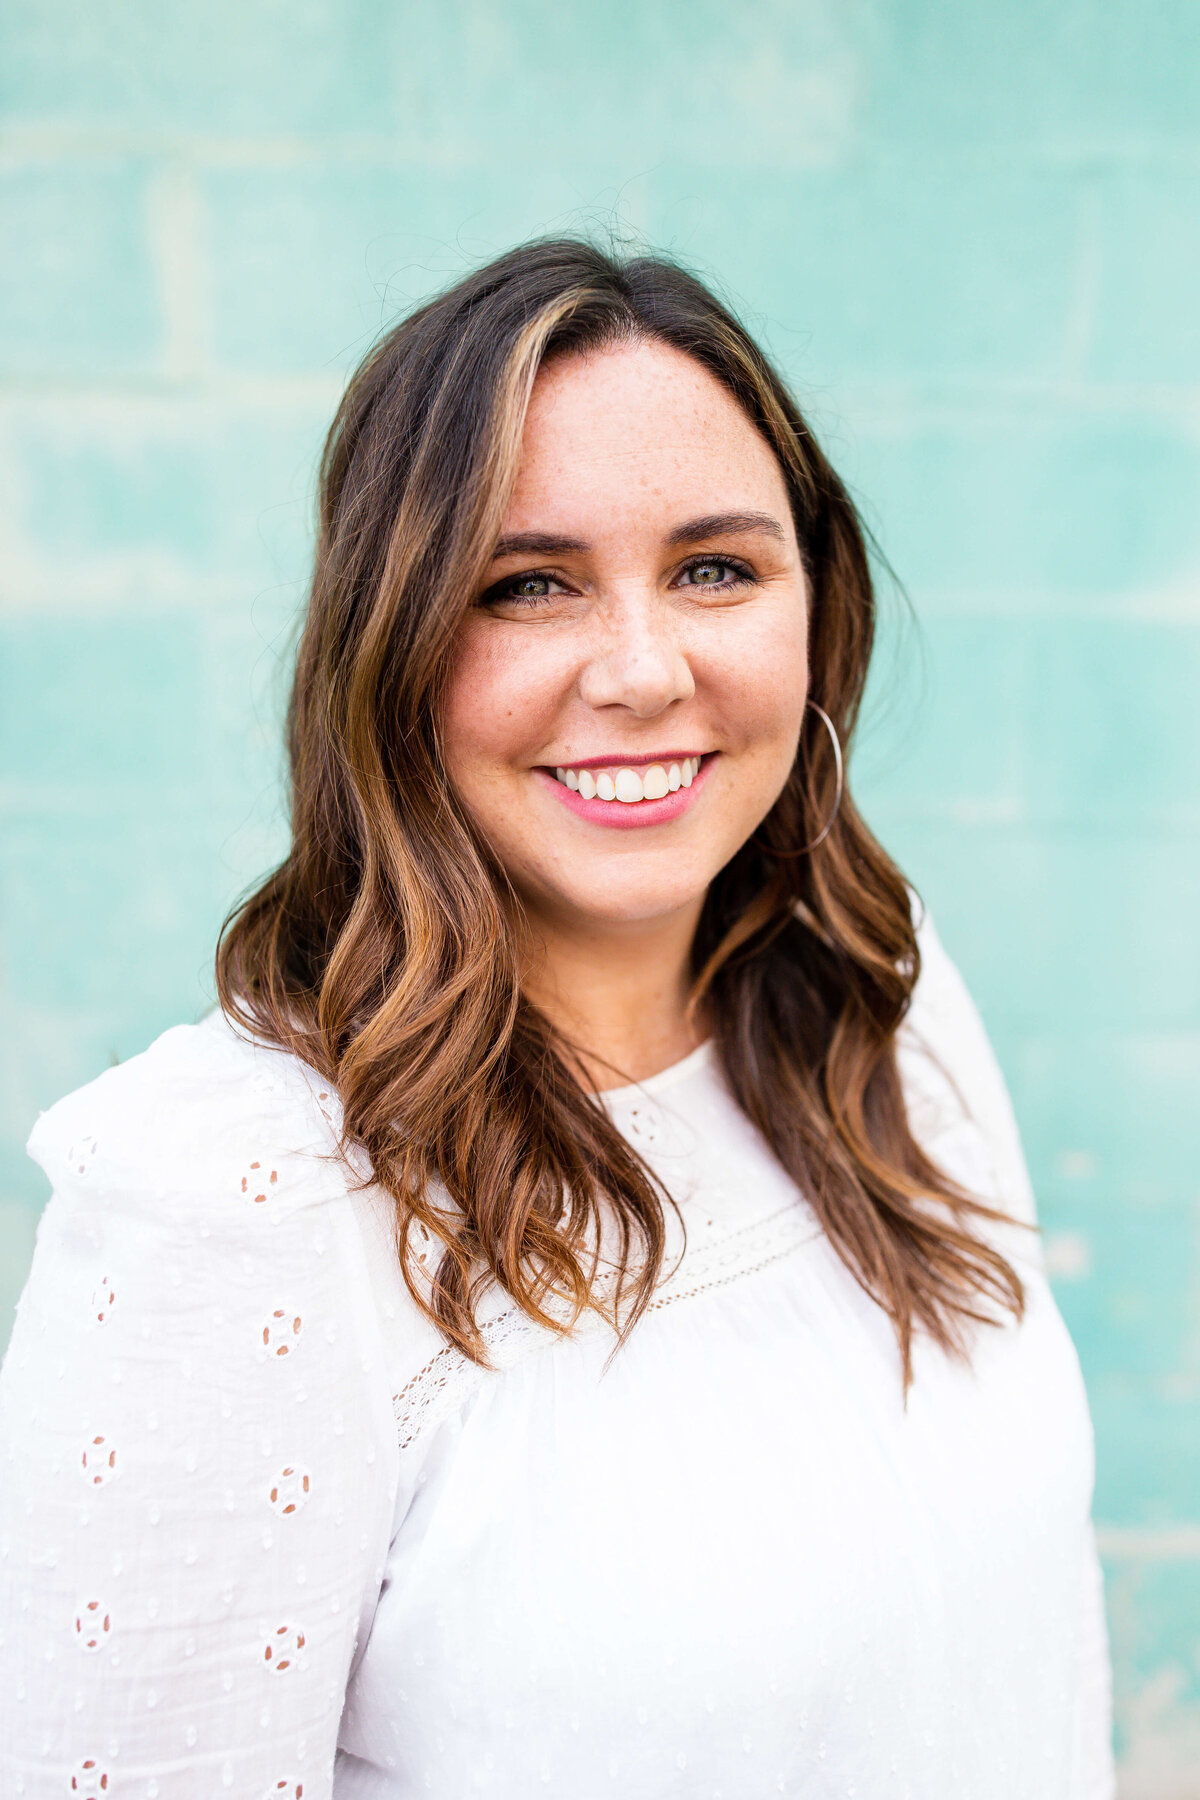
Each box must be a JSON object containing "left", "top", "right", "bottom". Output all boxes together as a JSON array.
[{"left": 553, "top": 871, "right": 715, "bottom": 928}]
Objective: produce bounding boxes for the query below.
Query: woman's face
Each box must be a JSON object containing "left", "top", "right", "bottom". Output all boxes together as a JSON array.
[{"left": 442, "top": 339, "right": 810, "bottom": 937}]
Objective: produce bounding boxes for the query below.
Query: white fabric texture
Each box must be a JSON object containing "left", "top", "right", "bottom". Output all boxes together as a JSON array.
[{"left": 0, "top": 905, "right": 1115, "bottom": 1798}]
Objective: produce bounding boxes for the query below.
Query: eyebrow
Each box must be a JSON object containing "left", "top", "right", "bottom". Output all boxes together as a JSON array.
[
  {"left": 489, "top": 511, "right": 787, "bottom": 563},
  {"left": 490, "top": 531, "right": 589, "bottom": 561},
  {"left": 666, "top": 511, "right": 787, "bottom": 547}
]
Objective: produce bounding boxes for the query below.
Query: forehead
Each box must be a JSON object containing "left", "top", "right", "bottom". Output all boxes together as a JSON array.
[{"left": 507, "top": 339, "right": 792, "bottom": 528}]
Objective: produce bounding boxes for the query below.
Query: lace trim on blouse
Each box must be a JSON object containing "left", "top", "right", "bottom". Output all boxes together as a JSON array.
[{"left": 391, "top": 1200, "right": 821, "bottom": 1454}]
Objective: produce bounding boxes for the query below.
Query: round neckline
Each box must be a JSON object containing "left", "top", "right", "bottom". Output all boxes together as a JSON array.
[{"left": 593, "top": 1036, "right": 715, "bottom": 1105}]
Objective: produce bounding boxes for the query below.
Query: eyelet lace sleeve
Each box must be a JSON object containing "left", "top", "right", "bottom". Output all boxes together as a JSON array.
[{"left": 0, "top": 1015, "right": 399, "bottom": 1799}]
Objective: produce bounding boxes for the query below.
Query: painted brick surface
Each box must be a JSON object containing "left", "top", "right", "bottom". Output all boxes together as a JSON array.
[
  {"left": 0, "top": 160, "right": 164, "bottom": 375},
  {"left": 1, "top": 1, "right": 1197, "bottom": 1786}
]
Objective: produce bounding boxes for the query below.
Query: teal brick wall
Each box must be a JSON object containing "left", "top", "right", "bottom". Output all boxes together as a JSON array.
[{"left": 1, "top": 2, "right": 1197, "bottom": 1786}]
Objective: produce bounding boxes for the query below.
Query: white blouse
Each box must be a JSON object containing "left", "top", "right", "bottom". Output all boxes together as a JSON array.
[{"left": 0, "top": 906, "right": 1114, "bottom": 1799}]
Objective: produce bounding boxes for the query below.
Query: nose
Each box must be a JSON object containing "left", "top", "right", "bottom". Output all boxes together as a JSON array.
[{"left": 576, "top": 594, "right": 696, "bottom": 718}]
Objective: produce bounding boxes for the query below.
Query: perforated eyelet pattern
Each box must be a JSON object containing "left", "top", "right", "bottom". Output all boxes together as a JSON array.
[
  {"left": 263, "top": 1622, "right": 307, "bottom": 1674},
  {"left": 79, "top": 1434, "right": 118, "bottom": 1487},
  {"left": 73, "top": 1599, "right": 112, "bottom": 1653},
  {"left": 69, "top": 1757, "right": 110, "bottom": 1798}
]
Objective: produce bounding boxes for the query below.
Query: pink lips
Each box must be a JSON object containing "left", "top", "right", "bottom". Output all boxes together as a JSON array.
[{"left": 535, "top": 754, "right": 716, "bottom": 829}]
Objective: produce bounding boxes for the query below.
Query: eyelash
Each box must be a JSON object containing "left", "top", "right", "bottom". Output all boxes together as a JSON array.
[{"left": 481, "top": 554, "right": 758, "bottom": 608}]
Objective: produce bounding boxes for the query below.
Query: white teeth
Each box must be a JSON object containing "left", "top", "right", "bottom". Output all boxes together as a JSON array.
[{"left": 553, "top": 756, "right": 705, "bottom": 801}]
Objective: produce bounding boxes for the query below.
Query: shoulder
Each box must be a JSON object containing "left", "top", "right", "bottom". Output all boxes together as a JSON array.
[
  {"left": 897, "top": 892, "right": 1041, "bottom": 1244},
  {"left": 903, "top": 893, "right": 989, "bottom": 1062},
  {"left": 901, "top": 895, "right": 991, "bottom": 1099},
  {"left": 19, "top": 1008, "right": 449, "bottom": 1408},
  {"left": 26, "top": 1008, "right": 351, "bottom": 1222}
]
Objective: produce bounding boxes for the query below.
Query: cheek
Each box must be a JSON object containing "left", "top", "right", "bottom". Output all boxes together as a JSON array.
[
  {"left": 441, "top": 624, "right": 565, "bottom": 781},
  {"left": 702, "top": 607, "right": 808, "bottom": 745}
]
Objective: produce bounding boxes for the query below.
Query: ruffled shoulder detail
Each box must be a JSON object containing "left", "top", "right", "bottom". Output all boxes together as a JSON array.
[{"left": 25, "top": 1009, "right": 348, "bottom": 1228}]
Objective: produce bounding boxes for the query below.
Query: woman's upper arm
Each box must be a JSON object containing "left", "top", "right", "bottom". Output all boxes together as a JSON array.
[
  {"left": 0, "top": 1024, "right": 399, "bottom": 1798},
  {"left": 1073, "top": 1520, "right": 1117, "bottom": 1798}
]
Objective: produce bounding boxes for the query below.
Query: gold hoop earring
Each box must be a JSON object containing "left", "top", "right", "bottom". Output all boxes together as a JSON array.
[{"left": 750, "top": 701, "right": 844, "bottom": 858}]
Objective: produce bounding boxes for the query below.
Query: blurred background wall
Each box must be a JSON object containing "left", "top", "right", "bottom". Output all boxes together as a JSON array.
[{"left": 1, "top": 0, "right": 1197, "bottom": 1788}]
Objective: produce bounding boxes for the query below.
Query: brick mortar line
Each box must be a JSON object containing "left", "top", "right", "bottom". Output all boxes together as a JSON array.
[{"left": 4, "top": 127, "right": 1200, "bottom": 172}]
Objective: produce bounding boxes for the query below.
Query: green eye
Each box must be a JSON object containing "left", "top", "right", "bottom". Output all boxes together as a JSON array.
[
  {"left": 681, "top": 556, "right": 752, "bottom": 589},
  {"left": 481, "top": 570, "right": 564, "bottom": 608}
]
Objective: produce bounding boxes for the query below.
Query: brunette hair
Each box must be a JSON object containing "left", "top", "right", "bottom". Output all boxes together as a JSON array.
[{"left": 217, "top": 237, "right": 1030, "bottom": 1394}]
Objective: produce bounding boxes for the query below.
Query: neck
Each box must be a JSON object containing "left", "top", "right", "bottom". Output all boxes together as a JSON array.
[{"left": 517, "top": 899, "right": 710, "bottom": 1094}]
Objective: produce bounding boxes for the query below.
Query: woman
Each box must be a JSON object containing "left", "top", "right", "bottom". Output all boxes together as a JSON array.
[{"left": 0, "top": 240, "right": 1113, "bottom": 1797}]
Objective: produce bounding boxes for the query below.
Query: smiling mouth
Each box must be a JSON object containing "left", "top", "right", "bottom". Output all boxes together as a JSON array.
[{"left": 548, "top": 755, "right": 707, "bottom": 804}]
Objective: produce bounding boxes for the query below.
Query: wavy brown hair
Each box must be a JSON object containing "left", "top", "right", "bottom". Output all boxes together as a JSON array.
[{"left": 217, "top": 237, "right": 1031, "bottom": 1395}]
